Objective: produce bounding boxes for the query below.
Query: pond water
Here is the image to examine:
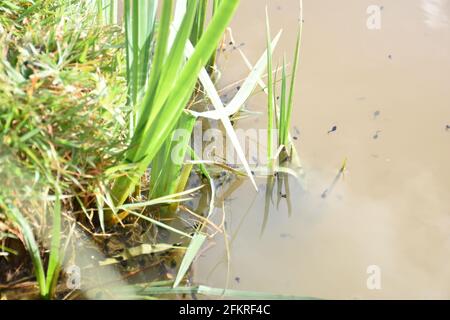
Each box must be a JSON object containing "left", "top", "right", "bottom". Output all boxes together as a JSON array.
[{"left": 194, "top": 0, "right": 450, "bottom": 299}]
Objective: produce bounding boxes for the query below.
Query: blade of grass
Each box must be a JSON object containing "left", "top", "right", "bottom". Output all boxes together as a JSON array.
[
  {"left": 173, "top": 233, "right": 207, "bottom": 287},
  {"left": 284, "top": 5, "right": 303, "bottom": 152},
  {"left": 45, "top": 192, "right": 61, "bottom": 299},
  {"left": 208, "top": 0, "right": 223, "bottom": 71},
  {"left": 131, "top": 285, "right": 319, "bottom": 299},
  {"left": 279, "top": 57, "right": 288, "bottom": 147},
  {"left": 190, "top": 0, "right": 207, "bottom": 46},
  {"left": 118, "top": 184, "right": 204, "bottom": 210},
  {"left": 127, "top": 210, "right": 193, "bottom": 239}
]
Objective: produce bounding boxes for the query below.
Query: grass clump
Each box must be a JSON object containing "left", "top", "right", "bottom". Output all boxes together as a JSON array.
[{"left": 0, "top": 0, "right": 128, "bottom": 299}]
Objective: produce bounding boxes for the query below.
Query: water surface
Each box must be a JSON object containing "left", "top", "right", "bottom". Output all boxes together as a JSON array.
[{"left": 194, "top": 0, "right": 450, "bottom": 299}]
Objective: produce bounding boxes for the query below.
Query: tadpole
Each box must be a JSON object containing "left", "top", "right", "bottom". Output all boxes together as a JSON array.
[
  {"left": 327, "top": 125, "right": 337, "bottom": 134},
  {"left": 373, "top": 110, "right": 380, "bottom": 119}
]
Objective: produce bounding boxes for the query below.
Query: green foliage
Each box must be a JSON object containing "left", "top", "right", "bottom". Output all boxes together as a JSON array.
[
  {"left": 110, "top": 0, "right": 241, "bottom": 210},
  {"left": 278, "top": 22, "right": 302, "bottom": 152},
  {"left": 0, "top": 0, "right": 127, "bottom": 298},
  {"left": 263, "top": 6, "right": 303, "bottom": 163},
  {"left": 0, "top": 195, "right": 62, "bottom": 299},
  {"left": 124, "top": 0, "right": 157, "bottom": 130}
]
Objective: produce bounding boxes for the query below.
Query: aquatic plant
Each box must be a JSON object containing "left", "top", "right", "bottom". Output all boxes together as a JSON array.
[
  {"left": 0, "top": 0, "right": 305, "bottom": 299},
  {"left": 107, "top": 0, "right": 241, "bottom": 214},
  {"left": 265, "top": 4, "right": 303, "bottom": 162}
]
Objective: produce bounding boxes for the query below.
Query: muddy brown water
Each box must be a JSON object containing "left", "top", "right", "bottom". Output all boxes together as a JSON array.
[
  {"left": 23, "top": 0, "right": 448, "bottom": 300},
  {"left": 193, "top": 0, "right": 450, "bottom": 299}
]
